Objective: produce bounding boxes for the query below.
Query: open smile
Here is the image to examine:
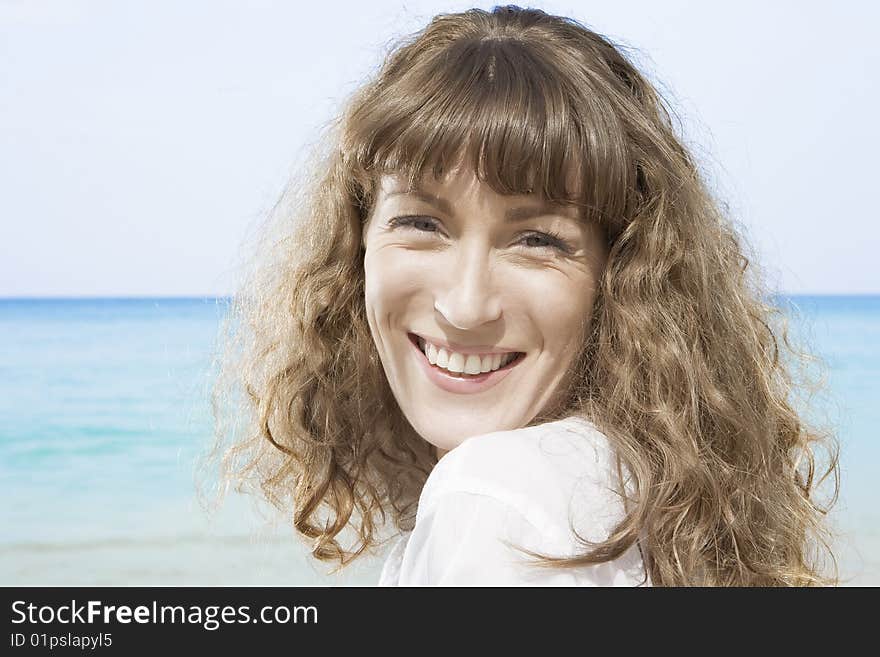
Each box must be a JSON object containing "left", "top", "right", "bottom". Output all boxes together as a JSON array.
[{"left": 407, "top": 332, "right": 525, "bottom": 394}]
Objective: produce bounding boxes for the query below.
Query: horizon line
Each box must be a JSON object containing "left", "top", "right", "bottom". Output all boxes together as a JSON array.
[
  {"left": 0, "top": 295, "right": 233, "bottom": 301},
  {"left": 1, "top": 293, "right": 879, "bottom": 301}
]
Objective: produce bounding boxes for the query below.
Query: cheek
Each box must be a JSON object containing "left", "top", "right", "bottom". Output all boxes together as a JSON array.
[
  {"left": 511, "top": 269, "right": 596, "bottom": 347},
  {"left": 363, "top": 249, "right": 428, "bottom": 320}
]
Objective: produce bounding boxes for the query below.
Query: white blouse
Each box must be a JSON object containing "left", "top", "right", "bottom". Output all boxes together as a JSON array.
[{"left": 378, "top": 416, "right": 651, "bottom": 586}]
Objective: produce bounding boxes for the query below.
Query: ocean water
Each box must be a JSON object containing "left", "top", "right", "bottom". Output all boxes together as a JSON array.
[{"left": 0, "top": 296, "right": 876, "bottom": 585}]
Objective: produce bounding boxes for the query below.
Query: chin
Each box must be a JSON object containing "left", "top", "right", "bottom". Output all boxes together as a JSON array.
[
  {"left": 409, "top": 410, "right": 523, "bottom": 453},
  {"left": 422, "top": 434, "right": 464, "bottom": 453}
]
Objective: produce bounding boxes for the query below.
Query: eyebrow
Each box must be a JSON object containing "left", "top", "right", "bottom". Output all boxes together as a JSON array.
[{"left": 386, "top": 189, "right": 577, "bottom": 223}]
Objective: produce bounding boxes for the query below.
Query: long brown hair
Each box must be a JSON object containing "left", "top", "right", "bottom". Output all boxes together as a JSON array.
[{"left": 208, "top": 6, "right": 839, "bottom": 585}]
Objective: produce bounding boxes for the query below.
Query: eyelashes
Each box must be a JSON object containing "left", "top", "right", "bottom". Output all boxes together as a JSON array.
[
  {"left": 389, "top": 215, "right": 438, "bottom": 233},
  {"left": 387, "top": 215, "right": 576, "bottom": 255}
]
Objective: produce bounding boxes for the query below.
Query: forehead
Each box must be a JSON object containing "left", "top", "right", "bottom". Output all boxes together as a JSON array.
[{"left": 374, "top": 168, "right": 584, "bottom": 221}]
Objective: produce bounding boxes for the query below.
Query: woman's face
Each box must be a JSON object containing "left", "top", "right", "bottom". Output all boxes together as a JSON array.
[{"left": 362, "top": 166, "right": 608, "bottom": 456}]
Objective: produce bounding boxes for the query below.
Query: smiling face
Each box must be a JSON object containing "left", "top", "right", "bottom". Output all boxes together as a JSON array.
[{"left": 362, "top": 166, "right": 608, "bottom": 456}]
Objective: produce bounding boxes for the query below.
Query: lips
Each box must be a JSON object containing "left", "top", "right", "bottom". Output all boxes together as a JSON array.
[
  {"left": 407, "top": 332, "right": 525, "bottom": 394},
  {"left": 408, "top": 333, "right": 523, "bottom": 369}
]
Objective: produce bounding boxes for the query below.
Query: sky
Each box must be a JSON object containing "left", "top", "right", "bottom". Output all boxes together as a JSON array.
[{"left": 1, "top": 0, "right": 878, "bottom": 296}]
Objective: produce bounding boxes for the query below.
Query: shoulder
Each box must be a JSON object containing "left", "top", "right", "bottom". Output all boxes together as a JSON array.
[
  {"left": 417, "top": 416, "right": 626, "bottom": 544},
  {"left": 391, "top": 416, "right": 647, "bottom": 585}
]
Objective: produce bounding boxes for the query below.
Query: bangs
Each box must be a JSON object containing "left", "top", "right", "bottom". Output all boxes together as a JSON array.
[{"left": 346, "top": 36, "right": 632, "bottom": 224}]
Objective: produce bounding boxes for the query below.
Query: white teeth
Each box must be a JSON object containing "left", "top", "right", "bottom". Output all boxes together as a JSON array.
[
  {"left": 446, "top": 352, "right": 466, "bottom": 373},
  {"left": 464, "top": 355, "right": 482, "bottom": 375},
  {"left": 416, "top": 335, "right": 520, "bottom": 376}
]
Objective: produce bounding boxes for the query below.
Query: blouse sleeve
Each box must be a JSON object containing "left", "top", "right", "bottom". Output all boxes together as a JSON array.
[{"left": 396, "top": 489, "right": 579, "bottom": 586}]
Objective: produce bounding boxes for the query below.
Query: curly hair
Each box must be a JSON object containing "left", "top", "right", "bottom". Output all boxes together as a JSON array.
[{"left": 208, "top": 5, "right": 840, "bottom": 585}]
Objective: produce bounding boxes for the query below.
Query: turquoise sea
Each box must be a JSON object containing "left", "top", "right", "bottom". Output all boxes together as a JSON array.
[{"left": 0, "top": 296, "right": 876, "bottom": 585}]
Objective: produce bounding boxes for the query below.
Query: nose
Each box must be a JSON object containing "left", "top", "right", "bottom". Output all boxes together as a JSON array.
[{"left": 434, "top": 242, "right": 502, "bottom": 330}]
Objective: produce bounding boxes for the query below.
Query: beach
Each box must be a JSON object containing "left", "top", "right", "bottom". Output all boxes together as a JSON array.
[
  {"left": 0, "top": 297, "right": 876, "bottom": 585},
  {"left": 1, "top": 494, "right": 386, "bottom": 586}
]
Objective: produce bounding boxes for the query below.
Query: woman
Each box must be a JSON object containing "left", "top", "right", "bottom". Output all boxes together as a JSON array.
[{"left": 211, "top": 6, "right": 839, "bottom": 585}]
